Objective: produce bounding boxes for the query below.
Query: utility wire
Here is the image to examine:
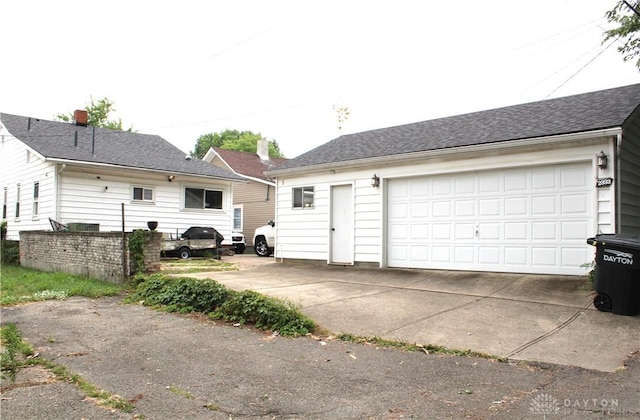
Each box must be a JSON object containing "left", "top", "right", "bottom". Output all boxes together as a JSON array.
[{"left": 544, "top": 38, "right": 618, "bottom": 99}]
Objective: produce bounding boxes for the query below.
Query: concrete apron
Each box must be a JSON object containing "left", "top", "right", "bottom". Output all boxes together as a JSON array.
[{"left": 192, "top": 260, "right": 640, "bottom": 373}]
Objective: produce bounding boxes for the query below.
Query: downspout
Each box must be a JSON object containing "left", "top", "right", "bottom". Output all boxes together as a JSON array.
[{"left": 615, "top": 132, "right": 623, "bottom": 233}]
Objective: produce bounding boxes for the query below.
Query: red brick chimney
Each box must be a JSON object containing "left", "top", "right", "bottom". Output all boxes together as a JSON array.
[{"left": 73, "top": 110, "right": 88, "bottom": 126}]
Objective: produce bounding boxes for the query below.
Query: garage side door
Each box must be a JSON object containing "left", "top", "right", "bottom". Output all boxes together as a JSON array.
[{"left": 387, "top": 163, "right": 593, "bottom": 275}]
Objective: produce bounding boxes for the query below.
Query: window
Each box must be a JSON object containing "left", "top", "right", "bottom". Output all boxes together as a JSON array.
[
  {"left": 184, "top": 187, "right": 222, "bottom": 210},
  {"left": 233, "top": 206, "right": 243, "bottom": 230},
  {"left": 132, "top": 186, "right": 154, "bottom": 203},
  {"left": 293, "top": 186, "right": 314, "bottom": 208},
  {"left": 2, "top": 187, "right": 7, "bottom": 219},
  {"left": 32, "top": 182, "right": 39, "bottom": 218},
  {"left": 15, "top": 184, "right": 20, "bottom": 219}
]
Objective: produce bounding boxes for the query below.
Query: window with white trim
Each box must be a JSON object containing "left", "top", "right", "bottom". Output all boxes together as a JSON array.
[
  {"left": 132, "top": 186, "right": 154, "bottom": 203},
  {"left": 15, "top": 184, "right": 20, "bottom": 219},
  {"left": 292, "top": 186, "right": 314, "bottom": 208},
  {"left": 184, "top": 187, "right": 222, "bottom": 210},
  {"left": 233, "top": 206, "right": 243, "bottom": 230},
  {"left": 32, "top": 181, "right": 39, "bottom": 218}
]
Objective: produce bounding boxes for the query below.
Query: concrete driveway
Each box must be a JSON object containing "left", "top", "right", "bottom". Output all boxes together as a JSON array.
[{"left": 195, "top": 255, "right": 640, "bottom": 372}]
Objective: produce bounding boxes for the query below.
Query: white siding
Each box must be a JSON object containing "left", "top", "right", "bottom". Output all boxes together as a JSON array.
[
  {"left": 0, "top": 130, "right": 55, "bottom": 239},
  {"left": 57, "top": 168, "right": 235, "bottom": 240}
]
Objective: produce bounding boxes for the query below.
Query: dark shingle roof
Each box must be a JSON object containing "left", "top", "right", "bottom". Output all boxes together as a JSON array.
[
  {"left": 213, "top": 147, "right": 287, "bottom": 182},
  {"left": 273, "top": 83, "right": 640, "bottom": 172},
  {"left": 1, "top": 113, "right": 244, "bottom": 181}
]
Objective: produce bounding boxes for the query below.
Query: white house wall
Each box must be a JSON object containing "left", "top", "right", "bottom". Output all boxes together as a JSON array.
[
  {"left": 0, "top": 129, "right": 56, "bottom": 239},
  {"left": 273, "top": 138, "right": 614, "bottom": 275},
  {"left": 57, "top": 167, "right": 235, "bottom": 240}
]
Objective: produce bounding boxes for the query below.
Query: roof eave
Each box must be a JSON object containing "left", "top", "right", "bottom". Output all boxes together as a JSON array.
[
  {"left": 266, "top": 127, "right": 623, "bottom": 177},
  {"left": 46, "top": 158, "right": 247, "bottom": 183}
]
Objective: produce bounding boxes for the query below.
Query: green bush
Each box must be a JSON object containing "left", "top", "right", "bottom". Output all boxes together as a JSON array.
[
  {"left": 212, "top": 290, "right": 315, "bottom": 336},
  {"left": 1, "top": 240, "right": 20, "bottom": 265},
  {"left": 128, "top": 274, "right": 229, "bottom": 313}
]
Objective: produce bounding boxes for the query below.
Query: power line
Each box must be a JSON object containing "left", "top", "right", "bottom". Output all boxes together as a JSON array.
[{"left": 544, "top": 38, "right": 618, "bottom": 99}]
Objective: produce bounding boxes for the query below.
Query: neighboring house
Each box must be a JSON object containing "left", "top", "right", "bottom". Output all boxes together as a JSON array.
[
  {"left": 202, "top": 140, "right": 286, "bottom": 247},
  {"left": 0, "top": 111, "right": 245, "bottom": 243},
  {"left": 266, "top": 84, "right": 640, "bottom": 276}
]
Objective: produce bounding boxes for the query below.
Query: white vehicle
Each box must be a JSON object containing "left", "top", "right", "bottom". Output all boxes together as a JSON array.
[{"left": 253, "top": 220, "right": 275, "bottom": 257}]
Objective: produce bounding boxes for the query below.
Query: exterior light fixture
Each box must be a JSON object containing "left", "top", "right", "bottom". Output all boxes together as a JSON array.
[
  {"left": 597, "top": 151, "right": 608, "bottom": 169},
  {"left": 371, "top": 174, "right": 380, "bottom": 188},
  {"left": 168, "top": 175, "right": 175, "bottom": 182}
]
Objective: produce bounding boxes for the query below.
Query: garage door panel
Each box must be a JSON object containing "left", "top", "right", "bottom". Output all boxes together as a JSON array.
[
  {"left": 532, "top": 248, "right": 557, "bottom": 266},
  {"left": 387, "top": 162, "right": 593, "bottom": 275},
  {"left": 505, "top": 222, "right": 527, "bottom": 240},
  {"left": 562, "top": 220, "right": 588, "bottom": 240},
  {"left": 561, "top": 194, "right": 588, "bottom": 214},
  {"left": 479, "top": 247, "right": 500, "bottom": 264},
  {"left": 505, "top": 197, "right": 528, "bottom": 215},
  {"left": 455, "top": 200, "right": 475, "bottom": 217},
  {"left": 532, "top": 222, "right": 557, "bottom": 240},
  {"left": 479, "top": 199, "right": 500, "bottom": 216},
  {"left": 532, "top": 196, "right": 556, "bottom": 215}
]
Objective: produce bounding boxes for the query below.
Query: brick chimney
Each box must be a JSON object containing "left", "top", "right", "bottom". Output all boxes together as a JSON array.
[
  {"left": 73, "top": 110, "right": 88, "bottom": 126},
  {"left": 257, "top": 138, "right": 269, "bottom": 161}
]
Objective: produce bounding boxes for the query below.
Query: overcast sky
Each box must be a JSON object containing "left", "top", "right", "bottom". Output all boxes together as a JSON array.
[{"left": 2, "top": 1, "right": 639, "bottom": 158}]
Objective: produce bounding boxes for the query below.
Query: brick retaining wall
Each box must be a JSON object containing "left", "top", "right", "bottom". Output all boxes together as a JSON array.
[{"left": 19, "top": 231, "right": 161, "bottom": 284}]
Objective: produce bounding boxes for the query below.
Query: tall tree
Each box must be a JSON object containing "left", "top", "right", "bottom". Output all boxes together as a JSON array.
[
  {"left": 604, "top": 1, "right": 640, "bottom": 69},
  {"left": 192, "top": 129, "right": 284, "bottom": 158},
  {"left": 56, "top": 97, "right": 133, "bottom": 130}
]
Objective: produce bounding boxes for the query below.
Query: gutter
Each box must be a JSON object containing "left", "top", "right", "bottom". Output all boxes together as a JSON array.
[
  {"left": 267, "top": 127, "right": 623, "bottom": 177},
  {"left": 44, "top": 158, "right": 247, "bottom": 183}
]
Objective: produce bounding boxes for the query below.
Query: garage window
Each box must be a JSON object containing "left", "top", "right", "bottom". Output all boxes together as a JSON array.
[
  {"left": 185, "top": 187, "right": 222, "bottom": 210},
  {"left": 293, "top": 186, "right": 314, "bottom": 208}
]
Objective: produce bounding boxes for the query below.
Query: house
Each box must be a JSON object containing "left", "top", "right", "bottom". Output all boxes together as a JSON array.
[
  {"left": 265, "top": 84, "right": 640, "bottom": 276},
  {"left": 0, "top": 111, "right": 245, "bottom": 243},
  {"left": 202, "top": 140, "right": 286, "bottom": 248}
]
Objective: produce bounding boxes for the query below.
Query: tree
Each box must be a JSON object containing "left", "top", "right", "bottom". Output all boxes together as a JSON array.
[
  {"left": 604, "top": 1, "right": 640, "bottom": 69},
  {"left": 191, "top": 129, "right": 284, "bottom": 159},
  {"left": 56, "top": 97, "right": 133, "bottom": 131}
]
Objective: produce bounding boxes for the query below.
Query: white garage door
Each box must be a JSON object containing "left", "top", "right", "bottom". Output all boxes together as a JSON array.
[{"left": 387, "top": 162, "right": 594, "bottom": 275}]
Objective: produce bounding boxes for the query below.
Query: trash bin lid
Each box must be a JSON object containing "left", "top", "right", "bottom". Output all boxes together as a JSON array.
[{"left": 587, "top": 234, "right": 640, "bottom": 250}]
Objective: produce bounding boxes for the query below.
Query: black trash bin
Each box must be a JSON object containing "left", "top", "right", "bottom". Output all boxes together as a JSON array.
[{"left": 586, "top": 234, "right": 640, "bottom": 316}]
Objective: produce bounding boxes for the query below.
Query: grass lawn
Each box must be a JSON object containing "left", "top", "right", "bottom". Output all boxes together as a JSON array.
[{"left": 0, "top": 264, "right": 123, "bottom": 306}]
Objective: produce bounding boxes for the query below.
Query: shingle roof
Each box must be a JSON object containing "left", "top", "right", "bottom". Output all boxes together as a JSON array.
[
  {"left": 0, "top": 113, "right": 244, "bottom": 181},
  {"left": 273, "top": 83, "right": 640, "bottom": 172},
  {"left": 212, "top": 147, "right": 287, "bottom": 182}
]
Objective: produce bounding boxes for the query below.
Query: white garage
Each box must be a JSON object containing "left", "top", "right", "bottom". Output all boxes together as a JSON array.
[
  {"left": 387, "top": 162, "right": 593, "bottom": 275},
  {"left": 267, "top": 84, "right": 640, "bottom": 276}
]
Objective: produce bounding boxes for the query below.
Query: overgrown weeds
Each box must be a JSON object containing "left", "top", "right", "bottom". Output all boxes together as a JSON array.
[
  {"left": 212, "top": 290, "right": 315, "bottom": 336},
  {"left": 129, "top": 274, "right": 315, "bottom": 337},
  {"left": 127, "top": 274, "right": 230, "bottom": 313},
  {"left": 1, "top": 324, "right": 34, "bottom": 382}
]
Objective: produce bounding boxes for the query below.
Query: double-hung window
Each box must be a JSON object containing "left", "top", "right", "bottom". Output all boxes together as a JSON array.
[
  {"left": 32, "top": 182, "right": 39, "bottom": 218},
  {"left": 184, "top": 187, "right": 222, "bottom": 210},
  {"left": 2, "top": 187, "right": 7, "bottom": 219},
  {"left": 292, "top": 186, "right": 314, "bottom": 208},
  {"left": 15, "top": 184, "right": 20, "bottom": 219}
]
